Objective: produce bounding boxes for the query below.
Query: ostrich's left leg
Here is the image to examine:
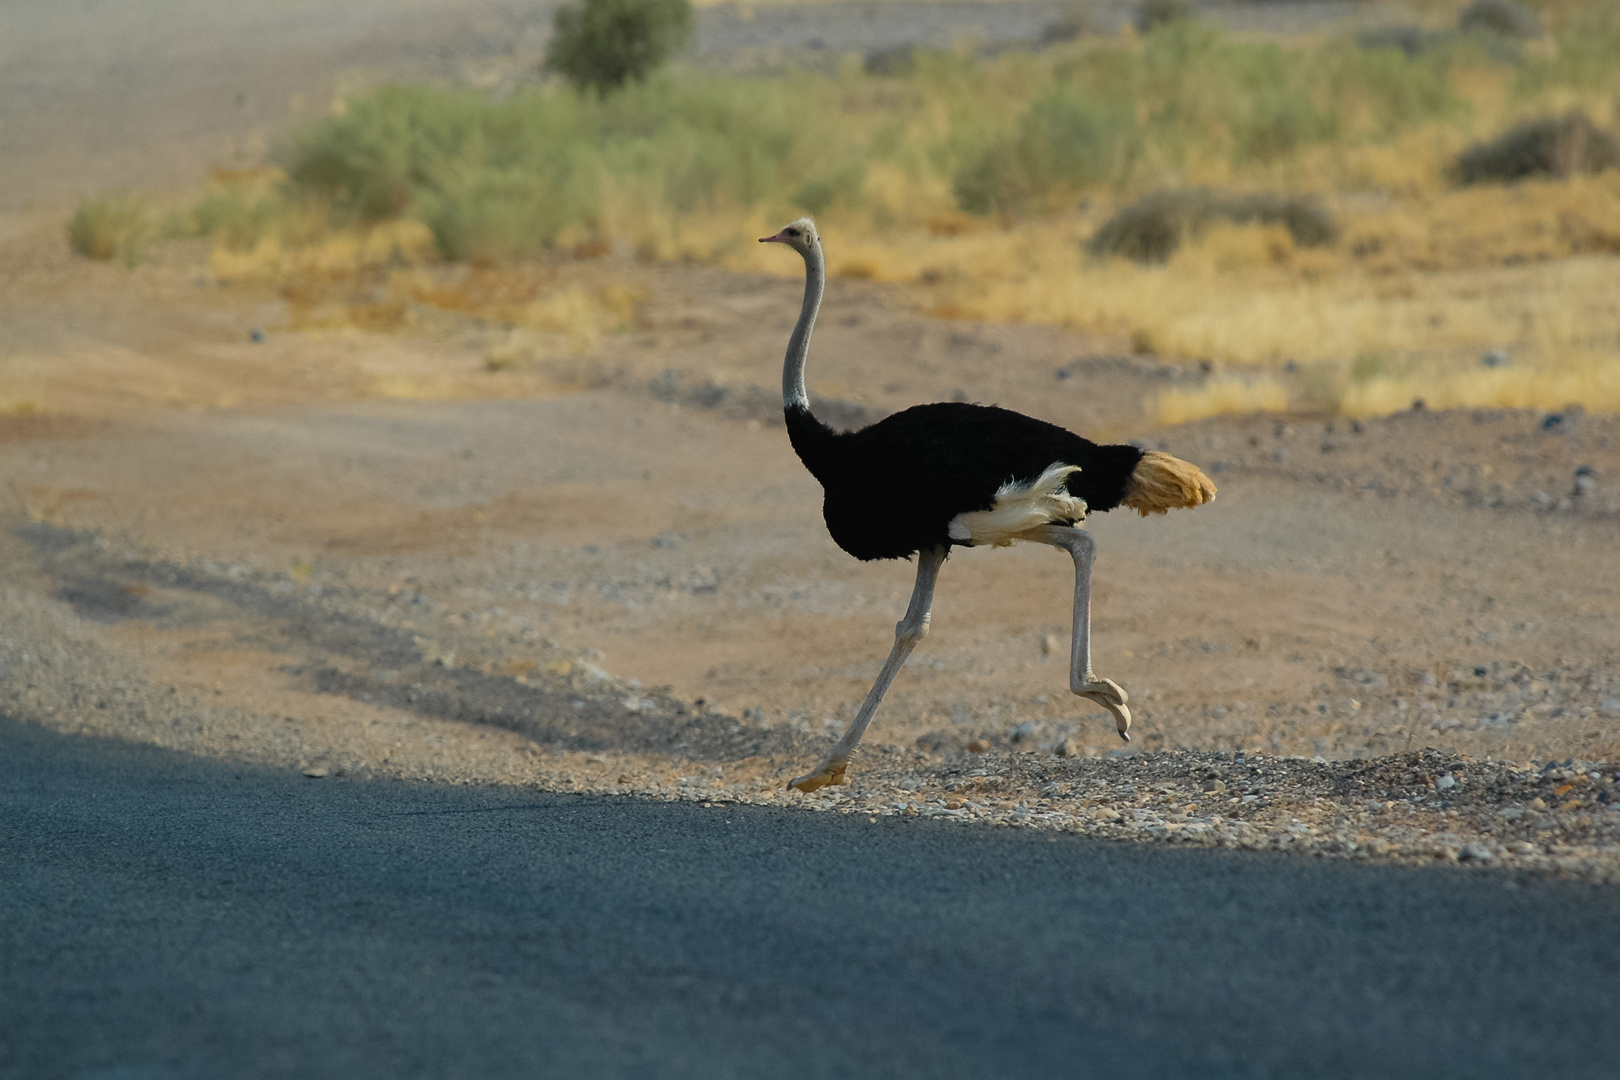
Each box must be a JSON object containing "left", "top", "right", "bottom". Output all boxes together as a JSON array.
[
  {"left": 789, "top": 545, "right": 946, "bottom": 792},
  {"left": 1026, "top": 525, "right": 1132, "bottom": 741}
]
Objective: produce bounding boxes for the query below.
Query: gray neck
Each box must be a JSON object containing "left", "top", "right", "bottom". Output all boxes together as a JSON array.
[{"left": 782, "top": 242, "right": 824, "bottom": 410}]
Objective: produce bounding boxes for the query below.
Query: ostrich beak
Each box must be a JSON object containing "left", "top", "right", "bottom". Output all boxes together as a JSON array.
[{"left": 758, "top": 230, "right": 791, "bottom": 244}]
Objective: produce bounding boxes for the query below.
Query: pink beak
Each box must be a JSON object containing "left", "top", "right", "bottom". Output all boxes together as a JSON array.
[{"left": 759, "top": 230, "right": 792, "bottom": 244}]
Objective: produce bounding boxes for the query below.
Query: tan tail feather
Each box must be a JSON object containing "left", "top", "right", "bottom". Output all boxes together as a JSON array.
[{"left": 1123, "top": 450, "right": 1217, "bottom": 516}]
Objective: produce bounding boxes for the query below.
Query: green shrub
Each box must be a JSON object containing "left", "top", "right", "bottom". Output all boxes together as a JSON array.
[
  {"left": 1135, "top": 0, "right": 1189, "bottom": 35},
  {"left": 1355, "top": 26, "right": 1444, "bottom": 59},
  {"left": 863, "top": 44, "right": 917, "bottom": 77},
  {"left": 67, "top": 192, "right": 151, "bottom": 265},
  {"left": 955, "top": 90, "right": 1135, "bottom": 214},
  {"left": 1454, "top": 111, "right": 1619, "bottom": 184},
  {"left": 547, "top": 0, "right": 693, "bottom": 96},
  {"left": 1324, "top": 37, "right": 1460, "bottom": 134},
  {"left": 1039, "top": 3, "right": 1094, "bottom": 46},
  {"left": 793, "top": 165, "right": 866, "bottom": 215},
  {"left": 1457, "top": 0, "right": 1540, "bottom": 40},
  {"left": 239, "top": 12, "right": 1613, "bottom": 266},
  {"left": 277, "top": 78, "right": 819, "bottom": 260},
  {"left": 1517, "top": 5, "right": 1620, "bottom": 92},
  {"left": 185, "top": 185, "right": 284, "bottom": 250},
  {"left": 1088, "top": 189, "right": 1336, "bottom": 262},
  {"left": 1235, "top": 88, "right": 1338, "bottom": 163}
]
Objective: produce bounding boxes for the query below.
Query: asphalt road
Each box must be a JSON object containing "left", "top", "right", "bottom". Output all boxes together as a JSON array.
[{"left": 4, "top": 718, "right": 1617, "bottom": 1080}]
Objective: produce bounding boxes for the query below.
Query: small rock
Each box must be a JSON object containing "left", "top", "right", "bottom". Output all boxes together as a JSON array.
[
  {"left": 967, "top": 739, "right": 991, "bottom": 754},
  {"left": 1528, "top": 797, "right": 1547, "bottom": 811},
  {"left": 944, "top": 799, "right": 967, "bottom": 810},
  {"left": 1436, "top": 773, "right": 1456, "bottom": 791},
  {"left": 1011, "top": 721, "right": 1041, "bottom": 744},
  {"left": 1054, "top": 738, "right": 1081, "bottom": 758},
  {"left": 302, "top": 765, "right": 329, "bottom": 778},
  {"left": 1201, "top": 779, "right": 1227, "bottom": 794},
  {"left": 249, "top": 328, "right": 267, "bottom": 343},
  {"left": 1481, "top": 349, "right": 1510, "bottom": 368},
  {"left": 1040, "top": 633, "right": 1060, "bottom": 656},
  {"left": 1458, "top": 844, "right": 1493, "bottom": 862},
  {"left": 1573, "top": 465, "right": 1597, "bottom": 497}
]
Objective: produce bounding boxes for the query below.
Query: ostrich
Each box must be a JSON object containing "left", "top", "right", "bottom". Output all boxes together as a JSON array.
[{"left": 761, "top": 219, "right": 1217, "bottom": 793}]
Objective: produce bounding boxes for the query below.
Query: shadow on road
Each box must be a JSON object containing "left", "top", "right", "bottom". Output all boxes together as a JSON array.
[{"left": 4, "top": 717, "right": 1618, "bottom": 1079}]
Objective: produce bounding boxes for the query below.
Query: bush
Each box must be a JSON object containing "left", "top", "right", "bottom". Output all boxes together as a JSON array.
[
  {"left": 955, "top": 91, "right": 1135, "bottom": 215},
  {"left": 1355, "top": 25, "right": 1444, "bottom": 59},
  {"left": 1135, "top": 0, "right": 1189, "bottom": 35},
  {"left": 1088, "top": 189, "right": 1336, "bottom": 263},
  {"left": 184, "top": 179, "right": 285, "bottom": 251},
  {"left": 67, "top": 192, "right": 152, "bottom": 265},
  {"left": 793, "top": 164, "right": 866, "bottom": 215},
  {"left": 1039, "top": 2, "right": 1094, "bottom": 46},
  {"left": 1236, "top": 89, "right": 1338, "bottom": 163},
  {"left": 547, "top": 0, "right": 693, "bottom": 95},
  {"left": 863, "top": 44, "right": 917, "bottom": 77},
  {"left": 1454, "top": 112, "right": 1620, "bottom": 184},
  {"left": 1457, "top": 0, "right": 1540, "bottom": 40}
]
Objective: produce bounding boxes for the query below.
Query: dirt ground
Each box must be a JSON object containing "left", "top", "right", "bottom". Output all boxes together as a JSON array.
[{"left": 2, "top": 0, "right": 1617, "bottom": 876}]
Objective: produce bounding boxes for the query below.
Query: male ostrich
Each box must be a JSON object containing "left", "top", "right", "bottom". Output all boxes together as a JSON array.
[{"left": 761, "top": 219, "right": 1216, "bottom": 793}]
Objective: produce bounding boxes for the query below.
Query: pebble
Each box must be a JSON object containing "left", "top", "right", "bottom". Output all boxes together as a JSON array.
[
  {"left": 966, "top": 739, "right": 990, "bottom": 754},
  {"left": 1201, "top": 779, "right": 1226, "bottom": 794},
  {"left": 1054, "top": 738, "right": 1081, "bottom": 758}
]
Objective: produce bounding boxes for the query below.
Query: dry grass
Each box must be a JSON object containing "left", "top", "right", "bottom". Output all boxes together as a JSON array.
[
  {"left": 156, "top": 5, "right": 1620, "bottom": 420},
  {"left": 1153, "top": 375, "right": 1290, "bottom": 426},
  {"left": 67, "top": 192, "right": 152, "bottom": 266}
]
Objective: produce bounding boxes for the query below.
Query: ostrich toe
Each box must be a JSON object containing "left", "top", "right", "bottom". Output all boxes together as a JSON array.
[
  {"left": 788, "top": 755, "right": 851, "bottom": 793},
  {"left": 1073, "top": 678, "right": 1132, "bottom": 741}
]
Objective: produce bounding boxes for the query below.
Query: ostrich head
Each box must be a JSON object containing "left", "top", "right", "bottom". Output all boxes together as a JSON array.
[{"left": 759, "top": 218, "right": 820, "bottom": 257}]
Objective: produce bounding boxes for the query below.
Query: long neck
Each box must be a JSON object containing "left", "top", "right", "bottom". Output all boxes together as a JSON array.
[{"left": 782, "top": 243, "right": 824, "bottom": 410}]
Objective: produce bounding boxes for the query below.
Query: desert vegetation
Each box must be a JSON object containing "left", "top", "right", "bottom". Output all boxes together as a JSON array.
[{"left": 92, "top": 0, "right": 1620, "bottom": 422}]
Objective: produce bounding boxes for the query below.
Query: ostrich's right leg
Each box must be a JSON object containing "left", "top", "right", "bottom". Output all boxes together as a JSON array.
[
  {"left": 1025, "top": 525, "right": 1132, "bottom": 741},
  {"left": 789, "top": 545, "right": 946, "bottom": 793}
]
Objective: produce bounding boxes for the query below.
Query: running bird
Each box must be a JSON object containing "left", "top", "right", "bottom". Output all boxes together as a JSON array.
[{"left": 761, "top": 219, "right": 1215, "bottom": 793}]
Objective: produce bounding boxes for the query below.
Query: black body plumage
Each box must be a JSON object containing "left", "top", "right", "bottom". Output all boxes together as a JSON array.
[{"left": 786, "top": 401, "right": 1145, "bottom": 562}]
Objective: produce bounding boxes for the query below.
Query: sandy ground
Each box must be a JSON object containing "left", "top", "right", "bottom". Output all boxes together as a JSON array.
[{"left": 1, "top": 0, "right": 1617, "bottom": 877}]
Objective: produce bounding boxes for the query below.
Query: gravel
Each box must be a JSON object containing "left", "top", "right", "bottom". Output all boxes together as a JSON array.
[{"left": 4, "top": 519, "right": 1616, "bottom": 883}]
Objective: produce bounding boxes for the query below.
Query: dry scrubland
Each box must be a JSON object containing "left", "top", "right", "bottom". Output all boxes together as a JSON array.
[
  {"left": 16, "top": 1, "right": 1620, "bottom": 876},
  {"left": 61, "top": 0, "right": 1620, "bottom": 426}
]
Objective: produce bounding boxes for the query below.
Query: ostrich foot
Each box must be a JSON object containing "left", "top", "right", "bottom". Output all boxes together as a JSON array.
[
  {"left": 1073, "top": 678, "right": 1132, "bottom": 741},
  {"left": 788, "top": 755, "right": 851, "bottom": 793}
]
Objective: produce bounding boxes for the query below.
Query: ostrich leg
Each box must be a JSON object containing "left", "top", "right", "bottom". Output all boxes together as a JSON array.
[
  {"left": 1027, "top": 525, "right": 1132, "bottom": 741},
  {"left": 789, "top": 546, "right": 947, "bottom": 792}
]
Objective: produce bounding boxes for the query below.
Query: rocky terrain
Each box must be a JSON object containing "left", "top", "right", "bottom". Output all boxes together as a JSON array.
[{"left": 1, "top": 0, "right": 1616, "bottom": 882}]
